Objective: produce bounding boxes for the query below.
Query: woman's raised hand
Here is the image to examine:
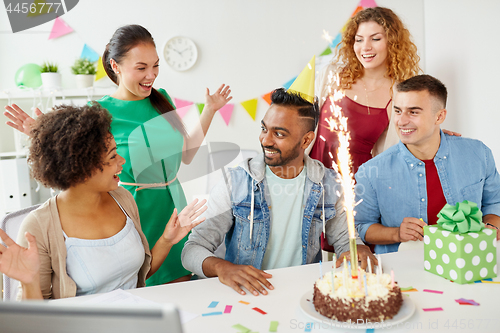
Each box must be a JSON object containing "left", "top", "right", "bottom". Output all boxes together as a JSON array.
[
  {"left": 0, "top": 229, "right": 40, "bottom": 284},
  {"left": 4, "top": 104, "right": 43, "bottom": 136},
  {"left": 205, "top": 84, "right": 232, "bottom": 113},
  {"left": 162, "top": 198, "right": 208, "bottom": 246}
]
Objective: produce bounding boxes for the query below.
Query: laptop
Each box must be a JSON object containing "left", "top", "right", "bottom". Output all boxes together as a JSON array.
[{"left": 0, "top": 301, "right": 183, "bottom": 333}]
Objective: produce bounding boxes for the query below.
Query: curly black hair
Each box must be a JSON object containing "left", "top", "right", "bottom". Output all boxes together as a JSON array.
[{"left": 28, "top": 104, "right": 112, "bottom": 190}]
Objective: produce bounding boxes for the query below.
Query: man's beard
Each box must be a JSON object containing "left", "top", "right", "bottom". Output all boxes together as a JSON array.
[{"left": 261, "top": 142, "right": 301, "bottom": 167}]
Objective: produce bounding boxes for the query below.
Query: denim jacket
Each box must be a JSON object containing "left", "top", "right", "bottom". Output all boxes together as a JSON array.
[
  {"left": 355, "top": 131, "right": 500, "bottom": 254},
  {"left": 182, "top": 153, "right": 362, "bottom": 278}
]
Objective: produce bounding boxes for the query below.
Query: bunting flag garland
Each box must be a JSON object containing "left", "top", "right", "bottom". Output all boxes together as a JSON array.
[
  {"left": 320, "top": 46, "right": 332, "bottom": 56},
  {"left": 261, "top": 92, "right": 272, "bottom": 105},
  {"left": 240, "top": 98, "right": 258, "bottom": 121},
  {"left": 174, "top": 98, "right": 194, "bottom": 119},
  {"left": 282, "top": 76, "right": 297, "bottom": 90},
  {"left": 174, "top": 105, "right": 192, "bottom": 120},
  {"left": 329, "top": 32, "right": 342, "bottom": 48},
  {"left": 219, "top": 104, "right": 234, "bottom": 126},
  {"left": 360, "top": 0, "right": 378, "bottom": 8},
  {"left": 95, "top": 56, "right": 106, "bottom": 81},
  {"left": 196, "top": 103, "right": 205, "bottom": 115},
  {"left": 48, "top": 17, "right": 73, "bottom": 40},
  {"left": 36, "top": 0, "right": 376, "bottom": 128},
  {"left": 81, "top": 44, "right": 100, "bottom": 62},
  {"left": 351, "top": 6, "right": 364, "bottom": 19}
]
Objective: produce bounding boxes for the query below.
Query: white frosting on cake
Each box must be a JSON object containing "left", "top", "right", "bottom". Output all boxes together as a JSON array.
[{"left": 315, "top": 271, "right": 394, "bottom": 303}]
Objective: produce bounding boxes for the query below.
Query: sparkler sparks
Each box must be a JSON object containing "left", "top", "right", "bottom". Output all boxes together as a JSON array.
[
  {"left": 324, "top": 72, "right": 362, "bottom": 279},
  {"left": 322, "top": 29, "right": 333, "bottom": 44}
]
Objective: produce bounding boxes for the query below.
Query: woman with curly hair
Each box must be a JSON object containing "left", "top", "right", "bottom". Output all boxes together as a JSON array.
[
  {"left": 310, "top": 7, "right": 460, "bottom": 253},
  {"left": 0, "top": 104, "right": 206, "bottom": 299},
  {"left": 310, "top": 7, "right": 422, "bottom": 175}
]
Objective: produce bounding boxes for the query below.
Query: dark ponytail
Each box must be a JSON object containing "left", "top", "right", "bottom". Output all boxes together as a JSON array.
[{"left": 103, "top": 25, "right": 187, "bottom": 136}]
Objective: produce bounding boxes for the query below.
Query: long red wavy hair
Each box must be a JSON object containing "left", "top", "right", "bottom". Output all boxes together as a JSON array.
[{"left": 335, "top": 7, "right": 421, "bottom": 90}]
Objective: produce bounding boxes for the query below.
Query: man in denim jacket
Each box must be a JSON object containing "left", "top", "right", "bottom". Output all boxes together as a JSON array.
[
  {"left": 355, "top": 75, "right": 500, "bottom": 254},
  {"left": 182, "top": 88, "right": 375, "bottom": 296}
]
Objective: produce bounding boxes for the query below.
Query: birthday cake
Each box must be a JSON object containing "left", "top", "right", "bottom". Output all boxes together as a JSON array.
[{"left": 313, "top": 271, "right": 402, "bottom": 323}]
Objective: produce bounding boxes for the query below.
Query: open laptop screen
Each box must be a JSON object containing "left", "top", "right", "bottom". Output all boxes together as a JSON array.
[{"left": 0, "top": 301, "right": 183, "bottom": 333}]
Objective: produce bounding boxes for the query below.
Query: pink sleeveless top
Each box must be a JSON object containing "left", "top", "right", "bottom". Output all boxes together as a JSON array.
[{"left": 310, "top": 95, "right": 390, "bottom": 175}]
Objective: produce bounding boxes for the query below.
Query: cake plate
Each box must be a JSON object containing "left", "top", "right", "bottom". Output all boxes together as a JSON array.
[{"left": 299, "top": 289, "right": 416, "bottom": 329}]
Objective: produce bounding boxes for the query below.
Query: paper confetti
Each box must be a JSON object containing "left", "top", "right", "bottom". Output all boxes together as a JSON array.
[
  {"left": 238, "top": 300, "right": 250, "bottom": 305},
  {"left": 202, "top": 311, "right": 222, "bottom": 316},
  {"left": 232, "top": 324, "right": 251, "bottom": 332},
  {"left": 269, "top": 321, "right": 279, "bottom": 332},
  {"left": 305, "top": 322, "right": 313, "bottom": 332},
  {"left": 455, "top": 298, "right": 480, "bottom": 306},
  {"left": 480, "top": 280, "right": 500, "bottom": 284},
  {"left": 423, "top": 289, "right": 443, "bottom": 294},
  {"left": 423, "top": 307, "right": 443, "bottom": 312},
  {"left": 224, "top": 305, "right": 232, "bottom": 314},
  {"left": 208, "top": 301, "right": 219, "bottom": 308},
  {"left": 252, "top": 307, "right": 267, "bottom": 315},
  {"left": 400, "top": 286, "right": 416, "bottom": 291}
]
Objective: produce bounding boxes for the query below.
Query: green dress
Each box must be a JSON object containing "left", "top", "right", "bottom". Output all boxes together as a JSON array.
[{"left": 96, "top": 89, "right": 190, "bottom": 286}]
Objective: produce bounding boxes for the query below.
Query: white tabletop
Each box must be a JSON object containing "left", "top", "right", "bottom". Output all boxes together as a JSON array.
[{"left": 55, "top": 246, "right": 500, "bottom": 332}]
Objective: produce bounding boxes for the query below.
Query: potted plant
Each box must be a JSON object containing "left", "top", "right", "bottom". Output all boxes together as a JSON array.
[
  {"left": 71, "top": 58, "right": 97, "bottom": 89},
  {"left": 40, "top": 61, "right": 61, "bottom": 89}
]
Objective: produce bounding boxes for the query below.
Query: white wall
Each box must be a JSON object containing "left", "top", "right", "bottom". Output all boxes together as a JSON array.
[
  {"left": 0, "top": 0, "right": 425, "bottom": 203},
  {"left": 424, "top": 0, "right": 500, "bottom": 163}
]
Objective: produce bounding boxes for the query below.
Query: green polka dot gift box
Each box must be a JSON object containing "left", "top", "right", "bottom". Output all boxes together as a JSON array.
[{"left": 423, "top": 201, "right": 497, "bottom": 284}]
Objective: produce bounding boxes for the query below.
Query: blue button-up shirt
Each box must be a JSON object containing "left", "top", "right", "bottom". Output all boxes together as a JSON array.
[{"left": 354, "top": 131, "right": 500, "bottom": 254}]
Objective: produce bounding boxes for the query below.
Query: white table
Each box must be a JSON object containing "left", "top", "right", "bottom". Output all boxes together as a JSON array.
[{"left": 56, "top": 247, "right": 500, "bottom": 332}]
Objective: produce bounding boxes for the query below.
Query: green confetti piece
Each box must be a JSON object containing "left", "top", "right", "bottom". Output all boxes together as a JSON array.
[
  {"left": 232, "top": 324, "right": 251, "bottom": 333},
  {"left": 400, "top": 286, "right": 414, "bottom": 291},
  {"left": 269, "top": 320, "right": 279, "bottom": 332}
]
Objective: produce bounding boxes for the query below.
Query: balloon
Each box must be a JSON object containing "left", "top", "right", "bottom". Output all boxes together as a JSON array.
[{"left": 15, "top": 64, "right": 42, "bottom": 88}]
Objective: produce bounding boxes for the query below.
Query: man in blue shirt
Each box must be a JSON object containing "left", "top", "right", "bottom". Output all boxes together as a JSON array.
[
  {"left": 355, "top": 74, "right": 500, "bottom": 254},
  {"left": 183, "top": 88, "right": 375, "bottom": 296}
]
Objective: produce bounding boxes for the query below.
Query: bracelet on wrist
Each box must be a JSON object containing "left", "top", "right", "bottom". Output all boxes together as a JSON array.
[{"left": 485, "top": 222, "right": 499, "bottom": 230}]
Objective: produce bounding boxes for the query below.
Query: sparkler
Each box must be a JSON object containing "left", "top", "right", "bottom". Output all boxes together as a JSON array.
[{"left": 324, "top": 73, "right": 361, "bottom": 280}]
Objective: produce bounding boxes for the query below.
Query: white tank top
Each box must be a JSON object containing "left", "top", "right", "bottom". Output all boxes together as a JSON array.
[{"left": 63, "top": 195, "right": 145, "bottom": 296}]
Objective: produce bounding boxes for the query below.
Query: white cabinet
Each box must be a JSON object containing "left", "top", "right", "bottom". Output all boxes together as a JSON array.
[{"left": 0, "top": 153, "right": 38, "bottom": 214}]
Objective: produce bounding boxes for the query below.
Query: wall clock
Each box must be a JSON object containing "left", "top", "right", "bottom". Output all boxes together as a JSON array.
[{"left": 163, "top": 36, "right": 198, "bottom": 71}]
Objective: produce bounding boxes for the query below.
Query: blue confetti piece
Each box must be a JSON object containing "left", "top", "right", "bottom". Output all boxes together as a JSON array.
[
  {"left": 305, "top": 322, "right": 313, "bottom": 332},
  {"left": 208, "top": 301, "right": 219, "bottom": 308},
  {"left": 202, "top": 311, "right": 223, "bottom": 316},
  {"left": 366, "top": 329, "right": 375, "bottom": 333}
]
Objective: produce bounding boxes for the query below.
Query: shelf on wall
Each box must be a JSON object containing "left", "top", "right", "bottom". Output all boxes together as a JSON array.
[{"left": 0, "top": 86, "right": 117, "bottom": 100}]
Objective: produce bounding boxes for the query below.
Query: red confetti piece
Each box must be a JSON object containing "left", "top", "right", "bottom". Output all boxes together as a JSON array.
[
  {"left": 252, "top": 307, "right": 267, "bottom": 315},
  {"left": 423, "top": 307, "right": 443, "bottom": 312},
  {"left": 423, "top": 289, "right": 443, "bottom": 294}
]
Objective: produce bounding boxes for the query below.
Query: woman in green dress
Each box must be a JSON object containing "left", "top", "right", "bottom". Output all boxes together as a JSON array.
[{"left": 4, "top": 25, "right": 232, "bottom": 285}]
